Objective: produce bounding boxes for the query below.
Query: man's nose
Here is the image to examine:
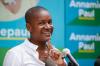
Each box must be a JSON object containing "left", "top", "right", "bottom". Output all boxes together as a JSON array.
[{"left": 44, "top": 23, "right": 53, "bottom": 29}]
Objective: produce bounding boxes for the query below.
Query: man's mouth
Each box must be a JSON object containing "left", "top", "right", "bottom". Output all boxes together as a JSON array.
[{"left": 42, "top": 32, "right": 51, "bottom": 36}]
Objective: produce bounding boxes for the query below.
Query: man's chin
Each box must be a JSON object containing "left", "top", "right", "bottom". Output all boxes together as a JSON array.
[
  {"left": 43, "top": 37, "right": 51, "bottom": 42},
  {"left": 40, "top": 36, "right": 51, "bottom": 41},
  {"left": 45, "top": 38, "right": 50, "bottom": 41}
]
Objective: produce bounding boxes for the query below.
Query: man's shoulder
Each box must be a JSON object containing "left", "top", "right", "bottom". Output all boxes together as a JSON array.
[{"left": 7, "top": 41, "right": 26, "bottom": 56}]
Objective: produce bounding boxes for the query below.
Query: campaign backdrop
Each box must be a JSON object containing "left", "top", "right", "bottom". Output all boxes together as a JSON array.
[{"left": 65, "top": 0, "right": 100, "bottom": 66}]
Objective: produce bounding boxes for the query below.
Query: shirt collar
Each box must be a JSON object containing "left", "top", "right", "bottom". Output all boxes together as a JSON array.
[
  {"left": 24, "top": 39, "right": 38, "bottom": 51},
  {"left": 24, "top": 39, "right": 45, "bottom": 65}
]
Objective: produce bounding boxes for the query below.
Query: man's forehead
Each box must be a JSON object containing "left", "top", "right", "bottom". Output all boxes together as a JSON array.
[
  {"left": 39, "top": 10, "right": 49, "bottom": 16},
  {"left": 30, "top": 9, "right": 50, "bottom": 17}
]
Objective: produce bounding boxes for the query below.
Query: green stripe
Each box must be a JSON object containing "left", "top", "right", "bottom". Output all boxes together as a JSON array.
[{"left": 0, "top": 48, "right": 10, "bottom": 66}]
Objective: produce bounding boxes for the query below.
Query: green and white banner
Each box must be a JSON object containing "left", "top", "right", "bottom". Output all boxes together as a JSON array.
[{"left": 65, "top": 0, "right": 100, "bottom": 66}]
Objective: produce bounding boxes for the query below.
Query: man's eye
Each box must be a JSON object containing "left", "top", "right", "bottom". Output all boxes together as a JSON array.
[
  {"left": 48, "top": 20, "right": 52, "bottom": 24},
  {"left": 39, "top": 22, "right": 45, "bottom": 25}
]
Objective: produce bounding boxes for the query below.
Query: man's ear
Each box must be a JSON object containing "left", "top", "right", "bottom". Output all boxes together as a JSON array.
[{"left": 26, "top": 23, "right": 31, "bottom": 32}]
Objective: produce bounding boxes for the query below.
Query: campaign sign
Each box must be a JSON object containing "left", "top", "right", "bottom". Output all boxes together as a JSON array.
[{"left": 65, "top": 0, "right": 100, "bottom": 66}]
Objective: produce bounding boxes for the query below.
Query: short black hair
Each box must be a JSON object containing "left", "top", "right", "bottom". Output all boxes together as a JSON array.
[{"left": 25, "top": 6, "right": 48, "bottom": 23}]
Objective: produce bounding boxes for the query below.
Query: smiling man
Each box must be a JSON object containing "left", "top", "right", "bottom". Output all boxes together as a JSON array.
[{"left": 3, "top": 6, "right": 67, "bottom": 66}]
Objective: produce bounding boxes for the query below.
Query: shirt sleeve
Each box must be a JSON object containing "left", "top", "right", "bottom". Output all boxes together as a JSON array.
[{"left": 3, "top": 50, "right": 21, "bottom": 66}]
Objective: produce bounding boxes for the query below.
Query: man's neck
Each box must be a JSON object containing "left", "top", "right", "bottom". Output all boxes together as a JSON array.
[{"left": 29, "top": 38, "right": 47, "bottom": 50}]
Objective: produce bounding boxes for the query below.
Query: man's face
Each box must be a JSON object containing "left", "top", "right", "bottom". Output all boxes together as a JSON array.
[{"left": 28, "top": 10, "right": 53, "bottom": 42}]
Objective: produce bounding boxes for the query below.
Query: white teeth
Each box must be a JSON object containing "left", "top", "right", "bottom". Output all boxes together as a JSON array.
[{"left": 43, "top": 32, "right": 50, "bottom": 34}]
